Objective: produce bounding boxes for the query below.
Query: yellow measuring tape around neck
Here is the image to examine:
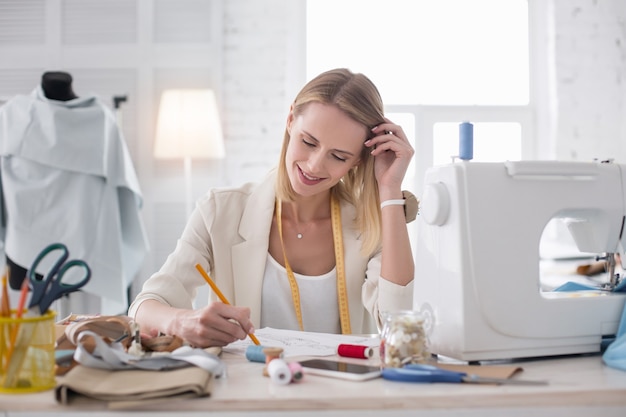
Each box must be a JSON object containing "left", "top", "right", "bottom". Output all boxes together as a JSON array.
[{"left": 276, "top": 195, "right": 351, "bottom": 334}]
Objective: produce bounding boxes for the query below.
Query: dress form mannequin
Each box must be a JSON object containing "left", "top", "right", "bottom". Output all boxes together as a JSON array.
[
  {"left": 0, "top": 74, "right": 147, "bottom": 315},
  {"left": 41, "top": 71, "right": 78, "bottom": 101}
]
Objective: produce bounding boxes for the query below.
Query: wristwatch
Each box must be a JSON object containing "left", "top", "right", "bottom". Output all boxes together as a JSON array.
[{"left": 402, "top": 190, "right": 419, "bottom": 223}]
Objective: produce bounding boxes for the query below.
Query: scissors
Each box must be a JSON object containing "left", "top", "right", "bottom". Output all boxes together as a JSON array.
[
  {"left": 27, "top": 242, "right": 91, "bottom": 315},
  {"left": 382, "top": 364, "right": 548, "bottom": 386}
]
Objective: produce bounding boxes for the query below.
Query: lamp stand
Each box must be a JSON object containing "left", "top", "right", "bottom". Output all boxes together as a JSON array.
[{"left": 184, "top": 156, "right": 193, "bottom": 218}]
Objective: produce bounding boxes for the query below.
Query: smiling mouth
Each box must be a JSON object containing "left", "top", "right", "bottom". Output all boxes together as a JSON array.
[{"left": 298, "top": 166, "right": 323, "bottom": 183}]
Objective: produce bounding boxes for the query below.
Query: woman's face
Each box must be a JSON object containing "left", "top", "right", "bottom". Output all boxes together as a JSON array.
[{"left": 285, "top": 102, "right": 367, "bottom": 198}]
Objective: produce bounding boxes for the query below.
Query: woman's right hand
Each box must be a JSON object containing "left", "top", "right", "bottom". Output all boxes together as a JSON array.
[{"left": 171, "top": 302, "right": 255, "bottom": 348}]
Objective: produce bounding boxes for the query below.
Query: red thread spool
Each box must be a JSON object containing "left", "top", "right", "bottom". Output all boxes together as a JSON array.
[{"left": 337, "top": 344, "right": 374, "bottom": 359}]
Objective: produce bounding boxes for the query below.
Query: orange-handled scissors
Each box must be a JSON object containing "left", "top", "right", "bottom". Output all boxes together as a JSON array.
[{"left": 27, "top": 243, "right": 91, "bottom": 315}]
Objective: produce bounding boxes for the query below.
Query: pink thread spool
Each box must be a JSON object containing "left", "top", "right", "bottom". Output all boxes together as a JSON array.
[{"left": 288, "top": 362, "right": 303, "bottom": 382}]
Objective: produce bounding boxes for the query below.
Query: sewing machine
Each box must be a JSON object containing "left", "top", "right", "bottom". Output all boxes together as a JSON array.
[{"left": 413, "top": 160, "right": 626, "bottom": 361}]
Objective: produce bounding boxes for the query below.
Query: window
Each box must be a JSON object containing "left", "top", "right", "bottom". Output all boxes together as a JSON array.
[
  {"left": 306, "top": 0, "right": 533, "bottom": 192},
  {"left": 307, "top": 0, "right": 529, "bottom": 106}
]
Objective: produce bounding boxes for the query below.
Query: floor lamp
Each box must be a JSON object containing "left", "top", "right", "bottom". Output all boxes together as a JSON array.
[{"left": 154, "top": 89, "right": 225, "bottom": 218}]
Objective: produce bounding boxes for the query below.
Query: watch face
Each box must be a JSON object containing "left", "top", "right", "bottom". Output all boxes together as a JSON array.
[{"left": 403, "top": 190, "right": 419, "bottom": 223}]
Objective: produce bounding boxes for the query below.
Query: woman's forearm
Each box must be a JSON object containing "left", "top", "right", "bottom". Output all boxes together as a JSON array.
[{"left": 380, "top": 200, "right": 415, "bottom": 286}]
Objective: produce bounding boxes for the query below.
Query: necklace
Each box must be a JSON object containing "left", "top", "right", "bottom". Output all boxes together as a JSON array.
[
  {"left": 290, "top": 208, "right": 310, "bottom": 239},
  {"left": 276, "top": 196, "right": 351, "bottom": 334}
]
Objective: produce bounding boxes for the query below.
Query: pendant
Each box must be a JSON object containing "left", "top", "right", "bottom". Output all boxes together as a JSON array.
[{"left": 297, "top": 233, "right": 303, "bottom": 239}]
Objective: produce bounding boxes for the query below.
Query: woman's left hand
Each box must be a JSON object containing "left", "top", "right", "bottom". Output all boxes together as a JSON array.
[{"left": 366, "top": 117, "right": 414, "bottom": 192}]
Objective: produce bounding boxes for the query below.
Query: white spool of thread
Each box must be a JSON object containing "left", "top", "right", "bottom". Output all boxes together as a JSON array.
[{"left": 267, "top": 358, "right": 292, "bottom": 385}]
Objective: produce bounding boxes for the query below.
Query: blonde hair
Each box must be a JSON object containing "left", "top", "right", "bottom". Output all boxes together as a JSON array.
[{"left": 276, "top": 68, "right": 385, "bottom": 257}]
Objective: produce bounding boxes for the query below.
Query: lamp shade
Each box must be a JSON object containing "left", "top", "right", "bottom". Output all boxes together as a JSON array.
[{"left": 154, "top": 89, "right": 225, "bottom": 159}]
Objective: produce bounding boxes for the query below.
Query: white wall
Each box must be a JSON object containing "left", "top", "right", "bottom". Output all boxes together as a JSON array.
[
  {"left": 550, "top": 0, "right": 626, "bottom": 162},
  {"left": 0, "top": 0, "right": 624, "bottom": 308}
]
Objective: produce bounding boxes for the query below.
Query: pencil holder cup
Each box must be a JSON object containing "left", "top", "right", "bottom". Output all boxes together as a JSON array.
[{"left": 0, "top": 310, "right": 57, "bottom": 393}]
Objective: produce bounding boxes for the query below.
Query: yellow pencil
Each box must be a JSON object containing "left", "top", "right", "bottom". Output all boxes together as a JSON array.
[{"left": 195, "top": 264, "right": 260, "bottom": 345}]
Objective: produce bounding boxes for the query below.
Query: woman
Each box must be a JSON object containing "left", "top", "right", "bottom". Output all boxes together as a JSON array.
[{"left": 129, "top": 68, "right": 417, "bottom": 347}]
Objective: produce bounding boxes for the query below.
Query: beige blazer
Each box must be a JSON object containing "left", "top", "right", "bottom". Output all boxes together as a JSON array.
[{"left": 129, "top": 169, "right": 413, "bottom": 334}]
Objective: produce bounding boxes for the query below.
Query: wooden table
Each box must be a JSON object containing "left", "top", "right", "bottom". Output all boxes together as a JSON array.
[{"left": 2, "top": 352, "right": 626, "bottom": 416}]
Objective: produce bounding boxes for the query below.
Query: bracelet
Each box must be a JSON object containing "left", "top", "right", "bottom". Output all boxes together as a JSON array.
[{"left": 380, "top": 199, "right": 406, "bottom": 209}]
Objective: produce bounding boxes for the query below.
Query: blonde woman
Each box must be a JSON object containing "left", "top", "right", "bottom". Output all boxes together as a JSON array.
[{"left": 129, "top": 68, "right": 417, "bottom": 347}]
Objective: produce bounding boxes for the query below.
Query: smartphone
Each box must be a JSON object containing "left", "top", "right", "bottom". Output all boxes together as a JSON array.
[{"left": 299, "top": 359, "right": 381, "bottom": 381}]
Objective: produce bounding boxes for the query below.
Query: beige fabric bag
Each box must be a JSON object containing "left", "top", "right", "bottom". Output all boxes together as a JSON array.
[{"left": 55, "top": 364, "right": 213, "bottom": 406}]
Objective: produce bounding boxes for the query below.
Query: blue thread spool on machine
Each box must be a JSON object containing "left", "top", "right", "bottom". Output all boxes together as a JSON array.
[{"left": 459, "top": 121, "right": 473, "bottom": 161}]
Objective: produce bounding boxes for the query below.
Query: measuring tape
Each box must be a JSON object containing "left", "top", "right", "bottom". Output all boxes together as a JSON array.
[
  {"left": 330, "top": 195, "right": 351, "bottom": 334},
  {"left": 276, "top": 195, "right": 351, "bottom": 334}
]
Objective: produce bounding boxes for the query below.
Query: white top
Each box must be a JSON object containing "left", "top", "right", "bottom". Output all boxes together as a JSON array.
[{"left": 261, "top": 253, "right": 341, "bottom": 334}]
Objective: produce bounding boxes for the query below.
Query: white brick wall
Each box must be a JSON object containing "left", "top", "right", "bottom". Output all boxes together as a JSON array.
[
  {"left": 551, "top": 0, "right": 626, "bottom": 162},
  {"left": 221, "top": 0, "right": 303, "bottom": 186}
]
